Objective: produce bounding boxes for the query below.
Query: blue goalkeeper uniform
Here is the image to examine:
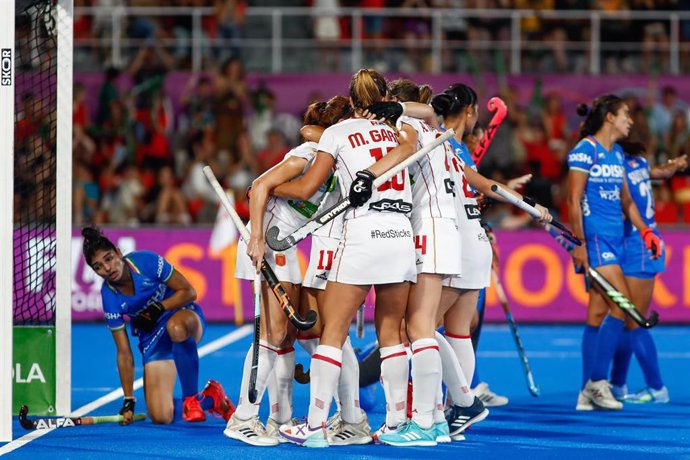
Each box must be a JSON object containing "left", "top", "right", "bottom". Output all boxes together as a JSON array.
[
  {"left": 567, "top": 136, "right": 626, "bottom": 268},
  {"left": 100, "top": 250, "right": 206, "bottom": 364},
  {"left": 620, "top": 154, "right": 665, "bottom": 278}
]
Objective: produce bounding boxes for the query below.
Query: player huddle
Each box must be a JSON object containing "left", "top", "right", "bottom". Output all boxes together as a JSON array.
[
  {"left": 225, "top": 69, "right": 551, "bottom": 448},
  {"left": 81, "top": 68, "right": 685, "bottom": 448}
]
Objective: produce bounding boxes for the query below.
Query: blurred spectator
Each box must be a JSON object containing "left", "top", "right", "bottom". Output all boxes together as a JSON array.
[
  {"left": 313, "top": 0, "right": 342, "bottom": 71},
  {"left": 109, "top": 164, "right": 145, "bottom": 225},
  {"left": 215, "top": 0, "right": 246, "bottom": 61},
  {"left": 247, "top": 83, "right": 276, "bottom": 152},
  {"left": 134, "top": 87, "right": 174, "bottom": 171},
  {"left": 73, "top": 161, "right": 100, "bottom": 226},
  {"left": 144, "top": 165, "right": 192, "bottom": 224},
  {"left": 212, "top": 57, "right": 247, "bottom": 160},
  {"left": 649, "top": 85, "right": 684, "bottom": 142},
  {"left": 179, "top": 74, "right": 216, "bottom": 144},
  {"left": 182, "top": 132, "right": 222, "bottom": 223},
  {"left": 666, "top": 110, "right": 690, "bottom": 159},
  {"left": 256, "top": 128, "right": 290, "bottom": 173},
  {"left": 520, "top": 117, "right": 563, "bottom": 182},
  {"left": 97, "top": 67, "right": 122, "bottom": 126}
]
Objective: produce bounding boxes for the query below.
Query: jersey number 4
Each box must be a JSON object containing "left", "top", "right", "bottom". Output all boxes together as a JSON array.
[{"left": 369, "top": 147, "right": 405, "bottom": 191}]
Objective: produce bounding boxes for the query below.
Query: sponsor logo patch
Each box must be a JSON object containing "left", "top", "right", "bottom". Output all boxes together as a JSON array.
[
  {"left": 465, "top": 204, "right": 481, "bottom": 219},
  {"left": 368, "top": 199, "right": 412, "bottom": 214}
]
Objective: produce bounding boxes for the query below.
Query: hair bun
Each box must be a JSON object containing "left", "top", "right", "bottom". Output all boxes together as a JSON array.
[
  {"left": 576, "top": 103, "right": 590, "bottom": 117},
  {"left": 81, "top": 226, "right": 102, "bottom": 240},
  {"left": 431, "top": 93, "right": 453, "bottom": 117}
]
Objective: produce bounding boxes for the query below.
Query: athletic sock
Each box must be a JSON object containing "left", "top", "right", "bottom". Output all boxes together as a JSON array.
[
  {"left": 590, "top": 316, "right": 625, "bottom": 382},
  {"left": 610, "top": 329, "right": 633, "bottom": 387},
  {"left": 172, "top": 337, "right": 199, "bottom": 398},
  {"left": 445, "top": 332, "right": 475, "bottom": 386},
  {"left": 308, "top": 345, "right": 342, "bottom": 428},
  {"left": 339, "top": 338, "right": 363, "bottom": 424},
  {"left": 267, "top": 346, "right": 295, "bottom": 423},
  {"left": 410, "top": 338, "right": 441, "bottom": 429},
  {"left": 581, "top": 325, "right": 600, "bottom": 388},
  {"left": 235, "top": 340, "right": 278, "bottom": 420},
  {"left": 433, "top": 385, "right": 446, "bottom": 424},
  {"left": 631, "top": 328, "right": 664, "bottom": 390},
  {"left": 297, "top": 336, "right": 320, "bottom": 356},
  {"left": 380, "top": 344, "right": 409, "bottom": 428},
  {"left": 435, "top": 331, "right": 473, "bottom": 407}
]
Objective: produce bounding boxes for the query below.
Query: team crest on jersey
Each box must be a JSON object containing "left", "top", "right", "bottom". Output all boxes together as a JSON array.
[
  {"left": 368, "top": 199, "right": 412, "bottom": 214},
  {"left": 275, "top": 254, "right": 286, "bottom": 267}
]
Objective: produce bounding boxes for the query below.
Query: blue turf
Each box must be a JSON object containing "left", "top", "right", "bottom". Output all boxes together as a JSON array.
[{"left": 3, "top": 324, "right": 690, "bottom": 459}]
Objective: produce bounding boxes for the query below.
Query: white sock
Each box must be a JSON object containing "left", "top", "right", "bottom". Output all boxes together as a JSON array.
[
  {"left": 339, "top": 338, "right": 363, "bottom": 424},
  {"left": 307, "top": 345, "right": 342, "bottom": 429},
  {"left": 267, "top": 346, "right": 295, "bottom": 423},
  {"left": 410, "top": 338, "right": 442, "bottom": 429},
  {"left": 235, "top": 340, "right": 278, "bottom": 420},
  {"left": 380, "top": 344, "right": 409, "bottom": 428},
  {"left": 435, "top": 331, "right": 474, "bottom": 407},
  {"left": 434, "top": 384, "right": 445, "bottom": 424},
  {"left": 445, "top": 332, "right": 475, "bottom": 389},
  {"left": 298, "top": 336, "right": 341, "bottom": 411},
  {"left": 297, "top": 336, "right": 320, "bottom": 356}
]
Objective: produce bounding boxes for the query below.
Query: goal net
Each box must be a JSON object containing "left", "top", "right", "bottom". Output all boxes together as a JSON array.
[{"left": 1, "top": 0, "right": 72, "bottom": 442}]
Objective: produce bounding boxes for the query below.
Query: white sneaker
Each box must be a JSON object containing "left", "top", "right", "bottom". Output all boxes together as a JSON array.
[
  {"left": 575, "top": 391, "right": 594, "bottom": 411},
  {"left": 450, "top": 433, "right": 466, "bottom": 441},
  {"left": 326, "top": 411, "right": 342, "bottom": 430},
  {"left": 472, "top": 382, "right": 509, "bottom": 407},
  {"left": 279, "top": 421, "right": 329, "bottom": 448},
  {"left": 224, "top": 414, "right": 279, "bottom": 446},
  {"left": 372, "top": 422, "right": 398, "bottom": 444},
  {"left": 624, "top": 386, "right": 670, "bottom": 404},
  {"left": 266, "top": 417, "right": 298, "bottom": 443},
  {"left": 433, "top": 421, "right": 451, "bottom": 443},
  {"left": 584, "top": 379, "right": 623, "bottom": 410},
  {"left": 327, "top": 411, "right": 372, "bottom": 446}
]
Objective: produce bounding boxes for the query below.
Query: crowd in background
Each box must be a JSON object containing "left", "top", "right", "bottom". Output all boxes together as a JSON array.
[
  {"left": 72, "top": 0, "right": 690, "bottom": 75},
  {"left": 65, "top": 52, "right": 690, "bottom": 228}
]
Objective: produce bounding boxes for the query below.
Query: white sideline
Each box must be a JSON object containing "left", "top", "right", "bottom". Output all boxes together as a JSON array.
[{"left": 0, "top": 325, "right": 252, "bottom": 456}]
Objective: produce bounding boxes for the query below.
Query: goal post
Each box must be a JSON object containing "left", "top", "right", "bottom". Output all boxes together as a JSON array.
[
  {"left": 1, "top": 0, "right": 73, "bottom": 442},
  {"left": 0, "top": 0, "right": 16, "bottom": 443}
]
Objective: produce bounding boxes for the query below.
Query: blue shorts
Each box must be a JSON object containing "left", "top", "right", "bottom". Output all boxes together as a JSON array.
[
  {"left": 621, "top": 231, "right": 665, "bottom": 279},
  {"left": 586, "top": 233, "right": 624, "bottom": 269},
  {"left": 138, "top": 303, "right": 206, "bottom": 365}
]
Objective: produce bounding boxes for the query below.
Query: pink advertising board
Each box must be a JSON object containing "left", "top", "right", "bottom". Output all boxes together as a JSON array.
[{"left": 70, "top": 228, "right": 690, "bottom": 325}]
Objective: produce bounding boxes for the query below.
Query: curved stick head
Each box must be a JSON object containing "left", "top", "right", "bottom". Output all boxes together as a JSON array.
[
  {"left": 644, "top": 311, "right": 660, "bottom": 329},
  {"left": 292, "top": 309, "right": 318, "bottom": 331},
  {"left": 266, "top": 226, "right": 293, "bottom": 251},
  {"left": 19, "top": 405, "right": 35, "bottom": 429},
  {"left": 529, "top": 385, "right": 541, "bottom": 397},
  {"left": 487, "top": 97, "right": 507, "bottom": 115}
]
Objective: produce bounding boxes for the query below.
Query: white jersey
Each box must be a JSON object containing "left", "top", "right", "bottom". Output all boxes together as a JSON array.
[
  {"left": 265, "top": 141, "right": 337, "bottom": 232},
  {"left": 398, "top": 116, "right": 457, "bottom": 220},
  {"left": 448, "top": 151, "right": 483, "bottom": 228},
  {"left": 312, "top": 186, "right": 344, "bottom": 239},
  {"left": 318, "top": 118, "right": 413, "bottom": 220}
]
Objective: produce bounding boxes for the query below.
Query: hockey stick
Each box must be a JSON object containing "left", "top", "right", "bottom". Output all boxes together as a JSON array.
[
  {"left": 266, "top": 129, "right": 456, "bottom": 251},
  {"left": 544, "top": 223, "right": 659, "bottom": 329},
  {"left": 19, "top": 405, "right": 146, "bottom": 430},
  {"left": 203, "top": 166, "right": 317, "bottom": 331},
  {"left": 489, "top": 245, "right": 540, "bottom": 397},
  {"left": 490, "top": 184, "right": 582, "bottom": 246},
  {"left": 294, "top": 363, "right": 310, "bottom": 384},
  {"left": 356, "top": 304, "right": 365, "bottom": 339},
  {"left": 247, "top": 272, "right": 261, "bottom": 403},
  {"left": 472, "top": 97, "right": 507, "bottom": 165}
]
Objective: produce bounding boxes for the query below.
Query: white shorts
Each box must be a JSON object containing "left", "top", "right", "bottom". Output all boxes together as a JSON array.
[
  {"left": 303, "top": 234, "right": 340, "bottom": 290},
  {"left": 412, "top": 217, "right": 462, "bottom": 276},
  {"left": 443, "top": 224, "right": 492, "bottom": 290},
  {"left": 235, "top": 223, "right": 303, "bottom": 284},
  {"left": 329, "top": 213, "right": 416, "bottom": 285}
]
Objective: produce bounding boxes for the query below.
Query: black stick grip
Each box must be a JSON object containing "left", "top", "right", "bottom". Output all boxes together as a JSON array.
[{"left": 260, "top": 259, "right": 317, "bottom": 330}]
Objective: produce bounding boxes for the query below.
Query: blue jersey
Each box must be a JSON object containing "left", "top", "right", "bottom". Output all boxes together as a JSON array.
[
  {"left": 623, "top": 154, "right": 656, "bottom": 236},
  {"left": 567, "top": 137, "right": 625, "bottom": 237},
  {"left": 101, "top": 250, "right": 198, "bottom": 354}
]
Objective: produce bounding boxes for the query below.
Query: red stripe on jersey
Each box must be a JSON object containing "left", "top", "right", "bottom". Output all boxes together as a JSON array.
[
  {"left": 259, "top": 343, "right": 279, "bottom": 353},
  {"left": 277, "top": 347, "right": 295, "bottom": 355},
  {"left": 313, "top": 354, "right": 342, "bottom": 368}
]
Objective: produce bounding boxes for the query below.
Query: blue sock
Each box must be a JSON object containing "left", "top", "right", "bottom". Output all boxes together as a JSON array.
[
  {"left": 172, "top": 337, "right": 200, "bottom": 398},
  {"left": 610, "top": 329, "right": 632, "bottom": 387},
  {"left": 581, "top": 325, "right": 599, "bottom": 389},
  {"left": 590, "top": 316, "right": 625, "bottom": 382},
  {"left": 631, "top": 328, "right": 664, "bottom": 390}
]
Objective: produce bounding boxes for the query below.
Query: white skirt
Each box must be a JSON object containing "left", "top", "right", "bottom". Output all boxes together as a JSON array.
[
  {"left": 442, "top": 223, "right": 491, "bottom": 290},
  {"left": 329, "top": 213, "right": 416, "bottom": 285},
  {"left": 303, "top": 234, "right": 340, "bottom": 290},
  {"left": 411, "top": 217, "right": 462, "bottom": 276}
]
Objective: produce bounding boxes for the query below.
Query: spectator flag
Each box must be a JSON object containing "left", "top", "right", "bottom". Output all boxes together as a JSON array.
[{"left": 209, "top": 190, "right": 238, "bottom": 253}]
